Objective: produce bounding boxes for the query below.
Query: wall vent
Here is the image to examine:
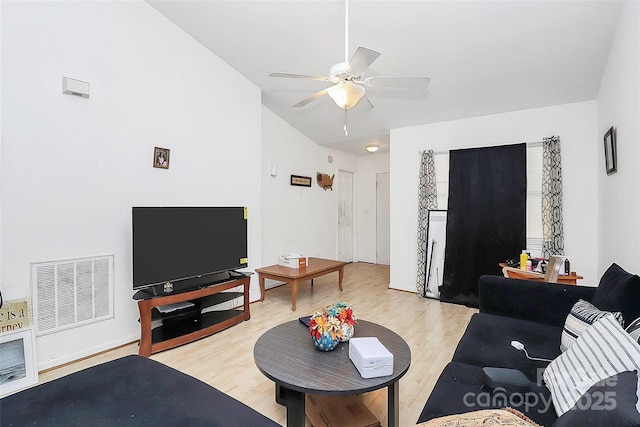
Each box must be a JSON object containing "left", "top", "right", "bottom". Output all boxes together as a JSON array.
[{"left": 31, "top": 255, "right": 114, "bottom": 336}]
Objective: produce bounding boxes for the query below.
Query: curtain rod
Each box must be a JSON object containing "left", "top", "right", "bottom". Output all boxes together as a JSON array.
[{"left": 419, "top": 136, "right": 558, "bottom": 155}]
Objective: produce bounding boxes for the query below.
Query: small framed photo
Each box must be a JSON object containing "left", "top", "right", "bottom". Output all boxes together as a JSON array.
[
  {"left": 153, "top": 147, "right": 170, "bottom": 169},
  {"left": 290, "top": 174, "right": 312, "bottom": 187},
  {"left": 0, "top": 328, "right": 38, "bottom": 397},
  {"left": 604, "top": 126, "right": 616, "bottom": 175}
]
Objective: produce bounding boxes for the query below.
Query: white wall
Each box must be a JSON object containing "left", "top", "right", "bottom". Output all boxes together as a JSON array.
[
  {"left": 596, "top": 1, "right": 640, "bottom": 277},
  {"left": 261, "top": 107, "right": 360, "bottom": 274},
  {"left": 357, "top": 153, "right": 390, "bottom": 264},
  {"left": 1, "top": 1, "right": 262, "bottom": 369},
  {"left": 389, "top": 101, "right": 599, "bottom": 293}
]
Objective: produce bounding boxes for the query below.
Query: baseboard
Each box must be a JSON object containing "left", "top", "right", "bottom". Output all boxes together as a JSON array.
[
  {"left": 37, "top": 334, "right": 139, "bottom": 372},
  {"left": 388, "top": 282, "right": 416, "bottom": 293}
]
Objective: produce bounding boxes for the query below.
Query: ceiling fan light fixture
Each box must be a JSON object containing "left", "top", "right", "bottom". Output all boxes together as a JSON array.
[
  {"left": 327, "top": 81, "right": 365, "bottom": 110},
  {"left": 366, "top": 145, "right": 379, "bottom": 153}
]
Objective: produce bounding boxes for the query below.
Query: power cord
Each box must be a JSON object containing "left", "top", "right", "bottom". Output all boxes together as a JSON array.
[{"left": 511, "top": 340, "right": 552, "bottom": 362}]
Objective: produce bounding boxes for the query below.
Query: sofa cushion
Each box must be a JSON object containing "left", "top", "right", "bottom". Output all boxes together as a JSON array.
[
  {"left": 452, "top": 313, "right": 562, "bottom": 381},
  {"left": 417, "top": 407, "right": 541, "bottom": 426},
  {"left": 560, "top": 299, "right": 623, "bottom": 352},
  {"left": 417, "top": 361, "right": 558, "bottom": 427},
  {"left": 627, "top": 317, "right": 640, "bottom": 343},
  {"left": 552, "top": 371, "right": 640, "bottom": 427},
  {"left": 543, "top": 315, "right": 640, "bottom": 416},
  {"left": 592, "top": 263, "right": 640, "bottom": 324},
  {"left": 478, "top": 275, "right": 598, "bottom": 328}
]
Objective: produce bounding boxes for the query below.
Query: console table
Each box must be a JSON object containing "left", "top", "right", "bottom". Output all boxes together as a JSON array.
[
  {"left": 255, "top": 257, "right": 347, "bottom": 311},
  {"left": 133, "top": 276, "right": 250, "bottom": 356},
  {"left": 254, "top": 319, "right": 411, "bottom": 427}
]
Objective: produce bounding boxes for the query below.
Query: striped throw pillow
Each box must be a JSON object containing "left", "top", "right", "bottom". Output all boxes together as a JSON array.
[
  {"left": 626, "top": 317, "right": 640, "bottom": 343},
  {"left": 544, "top": 314, "right": 640, "bottom": 416},
  {"left": 560, "top": 299, "right": 624, "bottom": 352}
]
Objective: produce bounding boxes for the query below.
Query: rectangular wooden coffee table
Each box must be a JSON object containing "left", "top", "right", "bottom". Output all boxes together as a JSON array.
[{"left": 255, "top": 257, "right": 347, "bottom": 311}]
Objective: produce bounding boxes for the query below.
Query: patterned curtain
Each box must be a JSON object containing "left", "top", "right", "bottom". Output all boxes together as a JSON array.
[
  {"left": 416, "top": 150, "right": 438, "bottom": 297},
  {"left": 542, "top": 136, "right": 564, "bottom": 257}
]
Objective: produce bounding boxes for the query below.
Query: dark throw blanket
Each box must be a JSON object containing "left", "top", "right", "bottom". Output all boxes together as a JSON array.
[{"left": 0, "top": 355, "right": 279, "bottom": 426}]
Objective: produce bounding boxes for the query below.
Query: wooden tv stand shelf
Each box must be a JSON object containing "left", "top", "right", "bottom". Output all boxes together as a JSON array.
[{"left": 133, "top": 275, "right": 250, "bottom": 357}]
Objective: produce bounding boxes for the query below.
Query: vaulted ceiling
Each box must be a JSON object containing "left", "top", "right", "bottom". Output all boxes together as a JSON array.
[{"left": 148, "top": 1, "right": 622, "bottom": 155}]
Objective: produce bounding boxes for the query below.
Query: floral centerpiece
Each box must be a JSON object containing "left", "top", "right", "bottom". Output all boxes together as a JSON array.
[{"left": 309, "top": 301, "right": 357, "bottom": 351}]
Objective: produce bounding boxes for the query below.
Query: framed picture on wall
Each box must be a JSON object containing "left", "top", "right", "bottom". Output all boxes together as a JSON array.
[
  {"left": 604, "top": 126, "right": 616, "bottom": 175},
  {"left": 0, "top": 328, "right": 37, "bottom": 397},
  {"left": 290, "top": 175, "right": 312, "bottom": 187},
  {"left": 153, "top": 147, "right": 170, "bottom": 169}
]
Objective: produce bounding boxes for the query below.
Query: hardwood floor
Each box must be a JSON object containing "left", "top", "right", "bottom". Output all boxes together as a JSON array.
[{"left": 40, "top": 262, "right": 477, "bottom": 426}]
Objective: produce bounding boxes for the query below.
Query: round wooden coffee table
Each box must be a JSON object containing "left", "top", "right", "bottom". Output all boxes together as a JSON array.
[{"left": 253, "top": 319, "right": 411, "bottom": 427}]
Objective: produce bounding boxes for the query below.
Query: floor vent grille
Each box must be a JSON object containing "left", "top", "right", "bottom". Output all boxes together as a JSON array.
[{"left": 31, "top": 255, "right": 114, "bottom": 336}]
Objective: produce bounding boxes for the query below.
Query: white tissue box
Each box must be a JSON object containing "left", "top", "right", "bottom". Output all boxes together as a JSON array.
[
  {"left": 349, "top": 337, "right": 393, "bottom": 379},
  {"left": 278, "top": 253, "right": 307, "bottom": 269}
]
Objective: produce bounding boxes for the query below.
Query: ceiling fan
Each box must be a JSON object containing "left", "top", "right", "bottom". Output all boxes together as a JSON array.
[{"left": 269, "top": 0, "right": 430, "bottom": 114}]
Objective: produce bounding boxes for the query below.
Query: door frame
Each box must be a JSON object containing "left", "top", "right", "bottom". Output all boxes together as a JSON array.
[{"left": 337, "top": 169, "right": 354, "bottom": 263}]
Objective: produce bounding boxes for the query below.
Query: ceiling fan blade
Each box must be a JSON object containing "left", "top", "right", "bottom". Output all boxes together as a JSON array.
[
  {"left": 347, "top": 47, "right": 381, "bottom": 76},
  {"left": 292, "top": 88, "right": 329, "bottom": 107},
  {"left": 359, "top": 95, "right": 374, "bottom": 111},
  {"left": 366, "top": 77, "right": 431, "bottom": 89},
  {"left": 269, "top": 72, "right": 329, "bottom": 81}
]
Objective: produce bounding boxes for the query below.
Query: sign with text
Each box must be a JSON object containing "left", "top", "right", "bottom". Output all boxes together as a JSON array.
[{"left": 0, "top": 299, "right": 31, "bottom": 334}]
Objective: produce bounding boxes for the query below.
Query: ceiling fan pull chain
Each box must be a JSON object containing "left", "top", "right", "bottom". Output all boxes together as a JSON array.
[{"left": 344, "top": 109, "right": 349, "bottom": 136}]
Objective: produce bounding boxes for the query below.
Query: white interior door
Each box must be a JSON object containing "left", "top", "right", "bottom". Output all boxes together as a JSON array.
[
  {"left": 376, "top": 173, "right": 390, "bottom": 265},
  {"left": 337, "top": 170, "right": 354, "bottom": 262}
]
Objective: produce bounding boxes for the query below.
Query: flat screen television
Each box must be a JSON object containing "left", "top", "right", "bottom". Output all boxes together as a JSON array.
[{"left": 132, "top": 207, "right": 248, "bottom": 293}]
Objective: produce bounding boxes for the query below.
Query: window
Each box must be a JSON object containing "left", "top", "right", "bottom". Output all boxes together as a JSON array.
[
  {"left": 525, "top": 145, "right": 543, "bottom": 254},
  {"left": 433, "top": 144, "right": 544, "bottom": 256}
]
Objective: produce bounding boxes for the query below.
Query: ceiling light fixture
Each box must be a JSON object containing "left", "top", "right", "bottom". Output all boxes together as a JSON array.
[
  {"left": 328, "top": 80, "right": 366, "bottom": 135},
  {"left": 327, "top": 81, "right": 365, "bottom": 110},
  {"left": 366, "top": 145, "right": 379, "bottom": 153}
]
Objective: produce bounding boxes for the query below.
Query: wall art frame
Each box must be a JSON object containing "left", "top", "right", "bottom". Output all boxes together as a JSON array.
[
  {"left": 153, "top": 147, "right": 170, "bottom": 169},
  {"left": 0, "top": 328, "right": 37, "bottom": 397},
  {"left": 604, "top": 126, "right": 616, "bottom": 175},
  {"left": 290, "top": 174, "right": 312, "bottom": 187}
]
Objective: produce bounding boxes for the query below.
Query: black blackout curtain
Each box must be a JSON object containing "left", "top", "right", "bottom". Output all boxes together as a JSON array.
[{"left": 439, "top": 144, "right": 527, "bottom": 307}]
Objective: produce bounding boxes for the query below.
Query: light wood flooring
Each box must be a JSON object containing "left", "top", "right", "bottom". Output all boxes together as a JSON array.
[{"left": 40, "top": 262, "right": 477, "bottom": 426}]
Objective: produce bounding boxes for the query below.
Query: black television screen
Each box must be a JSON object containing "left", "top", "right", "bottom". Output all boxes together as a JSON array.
[{"left": 132, "top": 207, "right": 248, "bottom": 291}]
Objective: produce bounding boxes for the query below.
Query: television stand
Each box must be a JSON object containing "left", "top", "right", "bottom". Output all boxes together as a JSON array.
[{"left": 133, "top": 275, "right": 250, "bottom": 357}]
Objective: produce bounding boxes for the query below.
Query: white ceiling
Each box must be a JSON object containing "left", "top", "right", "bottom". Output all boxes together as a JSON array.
[{"left": 148, "top": 0, "right": 622, "bottom": 155}]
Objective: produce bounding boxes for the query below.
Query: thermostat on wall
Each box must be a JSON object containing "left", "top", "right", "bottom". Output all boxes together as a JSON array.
[{"left": 62, "top": 77, "right": 90, "bottom": 98}]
